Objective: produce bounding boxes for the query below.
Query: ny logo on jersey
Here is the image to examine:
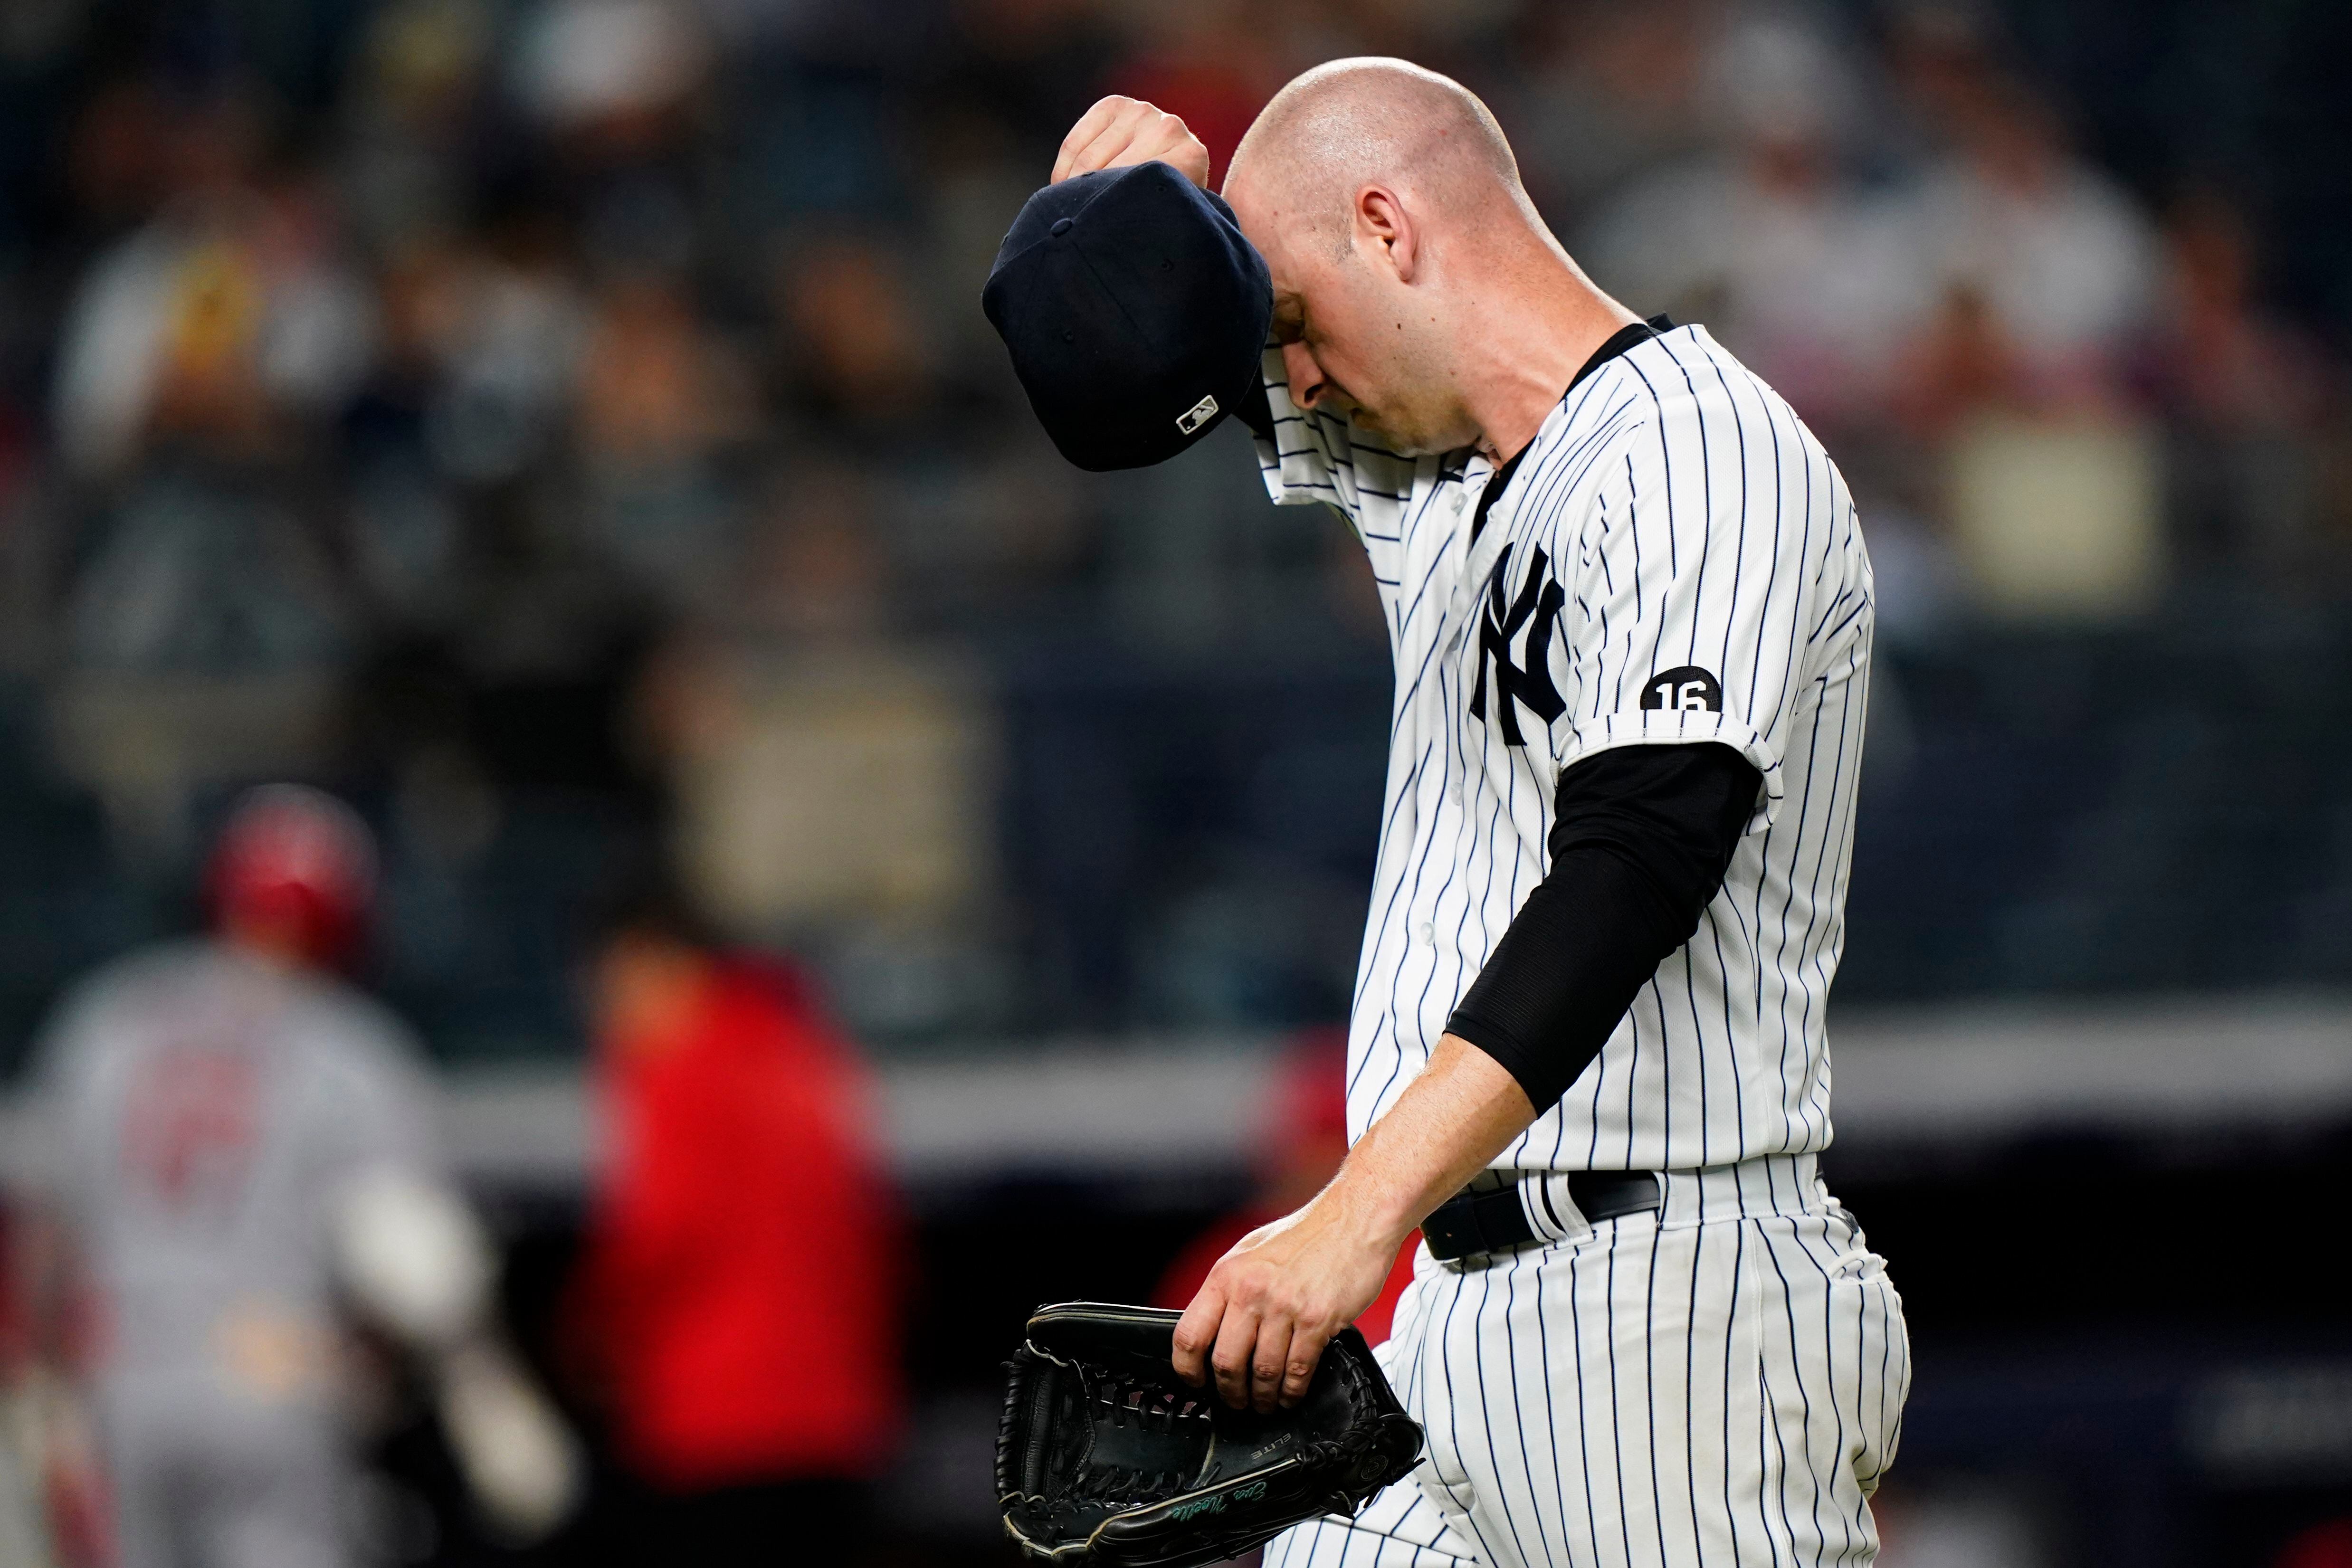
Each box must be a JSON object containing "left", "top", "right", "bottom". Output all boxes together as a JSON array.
[{"left": 1469, "top": 542, "right": 1566, "bottom": 746}]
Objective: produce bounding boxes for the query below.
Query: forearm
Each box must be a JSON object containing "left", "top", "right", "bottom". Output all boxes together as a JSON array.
[
  {"left": 1312, "top": 1034, "right": 1536, "bottom": 1249},
  {"left": 1174, "top": 1034, "right": 1535, "bottom": 1409}
]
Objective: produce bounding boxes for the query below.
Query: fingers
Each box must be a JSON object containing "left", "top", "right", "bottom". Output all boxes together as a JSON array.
[
  {"left": 1067, "top": 99, "right": 1158, "bottom": 181},
  {"left": 1209, "top": 1300, "right": 1263, "bottom": 1410},
  {"left": 1055, "top": 95, "right": 1151, "bottom": 182},
  {"left": 1171, "top": 1281, "right": 1224, "bottom": 1387},
  {"left": 1249, "top": 1318, "right": 1295, "bottom": 1415},
  {"left": 1203, "top": 1279, "right": 1305, "bottom": 1412},
  {"left": 1278, "top": 1322, "right": 1332, "bottom": 1409},
  {"left": 1051, "top": 95, "right": 1207, "bottom": 187},
  {"left": 1052, "top": 96, "right": 1128, "bottom": 183},
  {"left": 1123, "top": 117, "right": 1211, "bottom": 189}
]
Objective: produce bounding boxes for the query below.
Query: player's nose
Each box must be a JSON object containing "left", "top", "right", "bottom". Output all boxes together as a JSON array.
[{"left": 1280, "top": 340, "right": 1328, "bottom": 410}]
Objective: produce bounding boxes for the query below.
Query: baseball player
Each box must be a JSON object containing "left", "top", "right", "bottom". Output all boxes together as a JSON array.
[
  {"left": 14, "top": 785, "right": 578, "bottom": 1568},
  {"left": 1018, "top": 57, "right": 1909, "bottom": 1568}
]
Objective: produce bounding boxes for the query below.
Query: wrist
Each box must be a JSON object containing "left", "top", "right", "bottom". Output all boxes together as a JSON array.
[
  {"left": 1315, "top": 1160, "right": 1421, "bottom": 1255},
  {"left": 1310, "top": 1036, "right": 1535, "bottom": 1252}
]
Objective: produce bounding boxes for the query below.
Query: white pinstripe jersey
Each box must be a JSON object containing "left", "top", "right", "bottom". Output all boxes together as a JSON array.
[{"left": 1255, "top": 323, "right": 1874, "bottom": 1173}]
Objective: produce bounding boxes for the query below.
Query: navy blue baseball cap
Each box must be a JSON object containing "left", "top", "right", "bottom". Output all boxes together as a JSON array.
[{"left": 982, "top": 161, "right": 1273, "bottom": 472}]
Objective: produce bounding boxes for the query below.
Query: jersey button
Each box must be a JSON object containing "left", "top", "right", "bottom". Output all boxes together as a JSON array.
[{"left": 1416, "top": 921, "right": 1435, "bottom": 943}]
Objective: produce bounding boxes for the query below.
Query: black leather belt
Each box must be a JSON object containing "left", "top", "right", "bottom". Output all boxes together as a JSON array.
[{"left": 1424, "top": 1171, "right": 1662, "bottom": 1262}]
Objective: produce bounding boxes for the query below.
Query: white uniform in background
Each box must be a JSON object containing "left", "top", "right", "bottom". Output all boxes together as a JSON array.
[
  {"left": 26, "top": 941, "right": 576, "bottom": 1568},
  {"left": 1254, "top": 323, "right": 1909, "bottom": 1568}
]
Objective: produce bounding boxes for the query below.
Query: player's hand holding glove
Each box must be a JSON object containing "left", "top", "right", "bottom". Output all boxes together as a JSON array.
[{"left": 997, "top": 1302, "right": 1423, "bottom": 1568}]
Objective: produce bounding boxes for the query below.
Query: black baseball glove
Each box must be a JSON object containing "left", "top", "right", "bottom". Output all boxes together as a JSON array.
[{"left": 997, "top": 1301, "right": 1424, "bottom": 1568}]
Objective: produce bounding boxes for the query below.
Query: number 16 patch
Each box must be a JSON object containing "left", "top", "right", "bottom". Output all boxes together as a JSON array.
[{"left": 1640, "top": 665, "right": 1723, "bottom": 713}]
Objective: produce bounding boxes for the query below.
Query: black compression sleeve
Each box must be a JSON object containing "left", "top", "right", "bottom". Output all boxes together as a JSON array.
[{"left": 1445, "top": 743, "right": 1761, "bottom": 1112}]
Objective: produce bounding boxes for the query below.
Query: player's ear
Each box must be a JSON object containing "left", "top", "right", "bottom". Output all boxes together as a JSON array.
[{"left": 1355, "top": 186, "right": 1418, "bottom": 283}]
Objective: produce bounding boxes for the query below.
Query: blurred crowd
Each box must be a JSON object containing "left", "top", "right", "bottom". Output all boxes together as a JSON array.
[
  {"left": 0, "top": 0, "right": 2349, "bottom": 1050},
  {"left": 1, "top": 4, "right": 2351, "bottom": 1562}
]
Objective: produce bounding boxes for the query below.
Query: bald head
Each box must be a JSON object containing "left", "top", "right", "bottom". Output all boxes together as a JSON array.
[
  {"left": 1226, "top": 58, "right": 1533, "bottom": 249},
  {"left": 1219, "top": 57, "right": 1627, "bottom": 462}
]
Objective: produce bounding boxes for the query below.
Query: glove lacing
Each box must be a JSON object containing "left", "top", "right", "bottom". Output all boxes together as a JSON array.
[{"left": 1059, "top": 1375, "right": 1213, "bottom": 1509}]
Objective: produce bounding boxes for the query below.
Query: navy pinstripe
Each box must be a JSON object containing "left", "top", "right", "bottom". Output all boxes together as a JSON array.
[{"left": 1250, "top": 325, "right": 1908, "bottom": 1567}]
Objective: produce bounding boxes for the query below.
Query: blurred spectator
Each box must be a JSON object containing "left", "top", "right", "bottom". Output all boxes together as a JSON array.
[
  {"left": 412, "top": 214, "right": 587, "bottom": 490},
  {"left": 763, "top": 226, "right": 1107, "bottom": 631},
  {"left": 1874, "top": 0, "right": 2008, "bottom": 165},
  {"left": 1894, "top": 71, "right": 2158, "bottom": 423},
  {"left": 2142, "top": 189, "right": 2345, "bottom": 581},
  {"left": 337, "top": 0, "right": 497, "bottom": 251},
  {"left": 2148, "top": 191, "right": 2335, "bottom": 434},
  {"left": 48, "top": 447, "right": 357, "bottom": 860},
  {"left": 511, "top": 0, "right": 707, "bottom": 160},
  {"left": 1503, "top": 0, "right": 1721, "bottom": 228},
  {"left": 1579, "top": 8, "right": 1925, "bottom": 430},
  {"left": 51, "top": 90, "right": 373, "bottom": 480},
  {"left": 10, "top": 784, "right": 579, "bottom": 1568},
  {"left": 340, "top": 240, "right": 474, "bottom": 631},
  {"left": 0, "top": 0, "right": 2345, "bottom": 1058},
  {"left": 571, "top": 270, "right": 756, "bottom": 613},
  {"left": 1152, "top": 1031, "right": 1418, "bottom": 1346},
  {"left": 41, "top": 87, "right": 376, "bottom": 856},
  {"left": 773, "top": 230, "right": 936, "bottom": 432},
  {"left": 567, "top": 874, "right": 903, "bottom": 1567}
]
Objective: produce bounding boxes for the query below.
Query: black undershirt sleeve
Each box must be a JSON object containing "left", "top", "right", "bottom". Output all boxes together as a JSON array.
[{"left": 1444, "top": 743, "right": 1762, "bottom": 1113}]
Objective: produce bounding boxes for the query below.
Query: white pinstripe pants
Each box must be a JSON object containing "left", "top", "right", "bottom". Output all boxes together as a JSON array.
[{"left": 1268, "top": 1155, "right": 1909, "bottom": 1568}]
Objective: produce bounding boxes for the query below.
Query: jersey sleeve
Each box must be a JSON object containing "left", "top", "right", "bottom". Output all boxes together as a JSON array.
[
  {"left": 13, "top": 983, "right": 115, "bottom": 1217},
  {"left": 1249, "top": 345, "right": 1418, "bottom": 532},
  {"left": 314, "top": 998, "right": 444, "bottom": 1181},
  {"left": 1550, "top": 406, "right": 1869, "bottom": 832}
]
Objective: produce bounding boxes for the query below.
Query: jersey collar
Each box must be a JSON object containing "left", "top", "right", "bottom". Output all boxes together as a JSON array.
[{"left": 1467, "top": 314, "right": 1672, "bottom": 546}]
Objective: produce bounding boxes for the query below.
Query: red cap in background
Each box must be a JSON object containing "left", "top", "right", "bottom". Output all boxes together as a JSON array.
[{"left": 205, "top": 784, "right": 378, "bottom": 970}]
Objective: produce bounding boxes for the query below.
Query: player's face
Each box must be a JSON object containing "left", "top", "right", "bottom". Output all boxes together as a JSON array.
[{"left": 1243, "top": 207, "right": 1470, "bottom": 457}]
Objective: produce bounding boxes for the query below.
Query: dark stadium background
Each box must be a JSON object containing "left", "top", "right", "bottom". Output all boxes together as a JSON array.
[{"left": 6, "top": 0, "right": 2352, "bottom": 1563}]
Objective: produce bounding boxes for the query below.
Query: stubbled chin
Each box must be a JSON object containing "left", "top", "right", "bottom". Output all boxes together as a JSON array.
[
  {"left": 1350, "top": 410, "right": 1437, "bottom": 458},
  {"left": 1367, "top": 424, "right": 1439, "bottom": 459}
]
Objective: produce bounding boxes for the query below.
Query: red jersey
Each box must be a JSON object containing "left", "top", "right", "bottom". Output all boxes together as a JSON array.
[{"left": 575, "top": 962, "right": 902, "bottom": 1489}]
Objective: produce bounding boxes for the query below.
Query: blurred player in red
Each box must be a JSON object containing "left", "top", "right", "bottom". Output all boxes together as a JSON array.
[
  {"left": 16, "top": 785, "right": 577, "bottom": 1568},
  {"left": 1155, "top": 1031, "right": 1419, "bottom": 1346},
  {"left": 568, "top": 877, "right": 903, "bottom": 1567}
]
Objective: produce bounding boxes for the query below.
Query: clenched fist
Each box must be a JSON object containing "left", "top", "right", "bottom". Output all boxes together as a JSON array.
[{"left": 1052, "top": 95, "right": 1210, "bottom": 189}]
